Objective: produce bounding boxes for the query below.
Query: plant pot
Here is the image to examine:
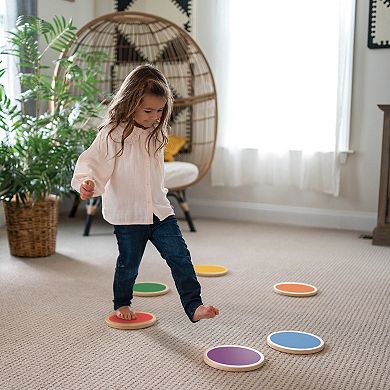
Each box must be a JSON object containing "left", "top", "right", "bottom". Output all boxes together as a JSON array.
[{"left": 3, "top": 196, "right": 59, "bottom": 257}]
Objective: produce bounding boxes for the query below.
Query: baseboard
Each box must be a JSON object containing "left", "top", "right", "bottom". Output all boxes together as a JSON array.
[{"left": 188, "top": 198, "right": 377, "bottom": 232}]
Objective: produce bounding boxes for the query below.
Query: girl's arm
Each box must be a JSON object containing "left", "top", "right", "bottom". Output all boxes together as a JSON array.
[{"left": 71, "top": 128, "right": 116, "bottom": 197}]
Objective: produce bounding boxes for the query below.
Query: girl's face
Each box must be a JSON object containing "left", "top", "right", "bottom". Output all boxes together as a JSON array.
[{"left": 134, "top": 94, "right": 167, "bottom": 128}]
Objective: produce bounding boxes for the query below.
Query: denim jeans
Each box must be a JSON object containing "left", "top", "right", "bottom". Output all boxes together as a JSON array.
[{"left": 113, "top": 214, "right": 203, "bottom": 322}]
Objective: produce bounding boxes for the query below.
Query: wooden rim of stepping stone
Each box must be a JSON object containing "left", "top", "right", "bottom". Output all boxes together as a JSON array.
[
  {"left": 203, "top": 345, "right": 265, "bottom": 372},
  {"left": 194, "top": 264, "right": 228, "bottom": 277},
  {"left": 133, "top": 282, "right": 170, "bottom": 297},
  {"left": 273, "top": 282, "right": 318, "bottom": 297},
  {"left": 105, "top": 311, "right": 156, "bottom": 330},
  {"left": 267, "top": 331, "right": 324, "bottom": 354}
]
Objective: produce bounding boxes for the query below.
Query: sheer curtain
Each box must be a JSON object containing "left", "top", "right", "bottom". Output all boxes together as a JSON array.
[
  {"left": 1, "top": 0, "right": 18, "bottom": 104},
  {"left": 0, "top": 0, "right": 10, "bottom": 95},
  {"left": 211, "top": 0, "right": 356, "bottom": 196},
  {"left": 0, "top": 0, "right": 37, "bottom": 105}
]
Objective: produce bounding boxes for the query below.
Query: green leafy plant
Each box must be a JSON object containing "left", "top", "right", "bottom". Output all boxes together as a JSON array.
[{"left": 0, "top": 15, "right": 108, "bottom": 205}]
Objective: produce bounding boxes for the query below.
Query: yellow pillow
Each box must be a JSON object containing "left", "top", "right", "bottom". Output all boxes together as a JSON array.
[{"left": 164, "top": 135, "right": 187, "bottom": 161}]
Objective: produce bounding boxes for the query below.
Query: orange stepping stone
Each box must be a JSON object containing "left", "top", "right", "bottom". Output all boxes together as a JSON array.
[{"left": 273, "top": 282, "right": 318, "bottom": 297}]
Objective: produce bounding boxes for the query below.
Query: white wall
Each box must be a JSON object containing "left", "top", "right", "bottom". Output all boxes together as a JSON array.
[
  {"left": 38, "top": 0, "right": 95, "bottom": 31},
  {"left": 189, "top": 0, "right": 389, "bottom": 231},
  {"left": 36, "top": 0, "right": 95, "bottom": 93},
  {"left": 94, "top": 0, "right": 114, "bottom": 16}
]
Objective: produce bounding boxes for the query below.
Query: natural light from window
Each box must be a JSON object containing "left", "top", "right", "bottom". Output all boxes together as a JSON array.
[
  {"left": 223, "top": 0, "right": 340, "bottom": 154},
  {"left": 0, "top": 0, "right": 6, "bottom": 142},
  {"left": 0, "top": 0, "right": 7, "bottom": 89},
  {"left": 0, "top": 0, "right": 6, "bottom": 59}
]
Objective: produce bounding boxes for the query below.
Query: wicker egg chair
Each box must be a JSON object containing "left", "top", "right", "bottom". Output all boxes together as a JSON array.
[{"left": 65, "top": 12, "right": 217, "bottom": 233}]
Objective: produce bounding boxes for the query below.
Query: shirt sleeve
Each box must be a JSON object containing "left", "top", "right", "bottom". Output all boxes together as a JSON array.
[{"left": 71, "top": 126, "right": 117, "bottom": 197}]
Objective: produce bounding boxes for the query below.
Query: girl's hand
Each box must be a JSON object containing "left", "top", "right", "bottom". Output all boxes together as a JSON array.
[{"left": 80, "top": 180, "right": 95, "bottom": 200}]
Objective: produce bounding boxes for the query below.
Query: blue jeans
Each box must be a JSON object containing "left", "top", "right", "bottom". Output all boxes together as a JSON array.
[{"left": 113, "top": 214, "right": 203, "bottom": 322}]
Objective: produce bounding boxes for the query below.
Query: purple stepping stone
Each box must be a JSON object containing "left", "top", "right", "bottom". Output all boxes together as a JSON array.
[{"left": 204, "top": 345, "right": 265, "bottom": 371}]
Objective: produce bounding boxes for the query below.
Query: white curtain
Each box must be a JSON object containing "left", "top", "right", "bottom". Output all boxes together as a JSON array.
[
  {"left": 211, "top": 0, "right": 356, "bottom": 196},
  {"left": 0, "top": 0, "right": 37, "bottom": 104},
  {"left": 0, "top": 0, "right": 19, "bottom": 104}
]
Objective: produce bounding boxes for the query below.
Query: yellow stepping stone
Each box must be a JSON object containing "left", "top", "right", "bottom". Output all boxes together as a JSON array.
[{"left": 194, "top": 264, "right": 228, "bottom": 277}]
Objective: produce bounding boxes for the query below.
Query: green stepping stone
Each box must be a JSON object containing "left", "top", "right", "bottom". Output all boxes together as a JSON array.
[{"left": 133, "top": 282, "right": 169, "bottom": 296}]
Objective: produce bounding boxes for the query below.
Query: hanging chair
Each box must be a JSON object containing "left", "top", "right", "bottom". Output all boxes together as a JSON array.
[{"left": 64, "top": 12, "right": 218, "bottom": 233}]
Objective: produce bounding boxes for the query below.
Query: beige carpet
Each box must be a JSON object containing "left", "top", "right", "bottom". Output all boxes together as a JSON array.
[{"left": 0, "top": 214, "right": 389, "bottom": 390}]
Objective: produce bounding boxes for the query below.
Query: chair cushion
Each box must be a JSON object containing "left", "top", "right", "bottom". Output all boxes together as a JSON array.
[
  {"left": 164, "top": 135, "right": 188, "bottom": 162},
  {"left": 164, "top": 161, "right": 199, "bottom": 189}
]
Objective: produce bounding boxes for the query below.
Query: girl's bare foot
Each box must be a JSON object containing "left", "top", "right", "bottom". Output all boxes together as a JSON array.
[
  {"left": 116, "top": 306, "right": 137, "bottom": 320},
  {"left": 193, "top": 305, "right": 219, "bottom": 321}
]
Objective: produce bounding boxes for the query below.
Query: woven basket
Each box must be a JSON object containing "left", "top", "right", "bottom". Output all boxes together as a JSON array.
[{"left": 3, "top": 196, "right": 59, "bottom": 257}]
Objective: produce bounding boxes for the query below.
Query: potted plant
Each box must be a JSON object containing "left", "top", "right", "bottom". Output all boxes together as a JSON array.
[{"left": 0, "top": 15, "right": 107, "bottom": 257}]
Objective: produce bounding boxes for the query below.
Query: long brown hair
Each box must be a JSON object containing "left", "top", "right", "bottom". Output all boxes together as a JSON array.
[{"left": 98, "top": 64, "right": 173, "bottom": 157}]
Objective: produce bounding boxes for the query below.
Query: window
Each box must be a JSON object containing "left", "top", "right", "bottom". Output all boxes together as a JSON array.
[
  {"left": 0, "top": 0, "right": 6, "bottom": 141},
  {"left": 211, "top": 0, "right": 356, "bottom": 195},
  {"left": 0, "top": 0, "right": 6, "bottom": 60}
]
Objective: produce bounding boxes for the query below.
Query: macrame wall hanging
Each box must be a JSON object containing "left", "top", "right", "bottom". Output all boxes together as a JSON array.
[
  {"left": 115, "top": 0, "right": 192, "bottom": 31},
  {"left": 368, "top": 0, "right": 390, "bottom": 48}
]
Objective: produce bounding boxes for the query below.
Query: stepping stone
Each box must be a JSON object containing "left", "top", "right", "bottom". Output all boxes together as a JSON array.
[
  {"left": 105, "top": 311, "right": 156, "bottom": 330},
  {"left": 133, "top": 282, "right": 169, "bottom": 297},
  {"left": 267, "top": 330, "right": 324, "bottom": 354},
  {"left": 194, "top": 264, "right": 228, "bottom": 277},
  {"left": 203, "top": 345, "right": 265, "bottom": 372},
  {"left": 273, "top": 282, "right": 318, "bottom": 297}
]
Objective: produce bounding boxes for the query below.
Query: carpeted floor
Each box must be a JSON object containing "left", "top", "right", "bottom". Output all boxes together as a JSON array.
[{"left": 0, "top": 214, "right": 389, "bottom": 390}]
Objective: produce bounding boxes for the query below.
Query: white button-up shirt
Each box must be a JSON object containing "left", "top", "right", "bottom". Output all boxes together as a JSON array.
[{"left": 71, "top": 123, "right": 174, "bottom": 225}]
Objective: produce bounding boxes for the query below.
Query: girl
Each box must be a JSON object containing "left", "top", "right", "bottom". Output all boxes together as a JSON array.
[{"left": 71, "top": 64, "right": 219, "bottom": 323}]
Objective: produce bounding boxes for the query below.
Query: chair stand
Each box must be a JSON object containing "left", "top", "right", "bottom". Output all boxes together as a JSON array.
[
  {"left": 168, "top": 190, "right": 196, "bottom": 232},
  {"left": 83, "top": 197, "right": 102, "bottom": 236},
  {"left": 68, "top": 191, "right": 81, "bottom": 218},
  {"left": 70, "top": 191, "right": 196, "bottom": 235}
]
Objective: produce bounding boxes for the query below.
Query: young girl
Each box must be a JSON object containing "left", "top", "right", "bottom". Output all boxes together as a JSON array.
[{"left": 71, "top": 64, "right": 219, "bottom": 323}]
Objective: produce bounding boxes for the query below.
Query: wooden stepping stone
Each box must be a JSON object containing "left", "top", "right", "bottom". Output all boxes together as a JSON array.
[
  {"left": 204, "top": 345, "right": 265, "bottom": 372},
  {"left": 133, "top": 282, "right": 169, "bottom": 297},
  {"left": 273, "top": 282, "right": 318, "bottom": 297},
  {"left": 194, "top": 264, "right": 228, "bottom": 277},
  {"left": 105, "top": 311, "right": 156, "bottom": 330},
  {"left": 267, "top": 331, "right": 324, "bottom": 354}
]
